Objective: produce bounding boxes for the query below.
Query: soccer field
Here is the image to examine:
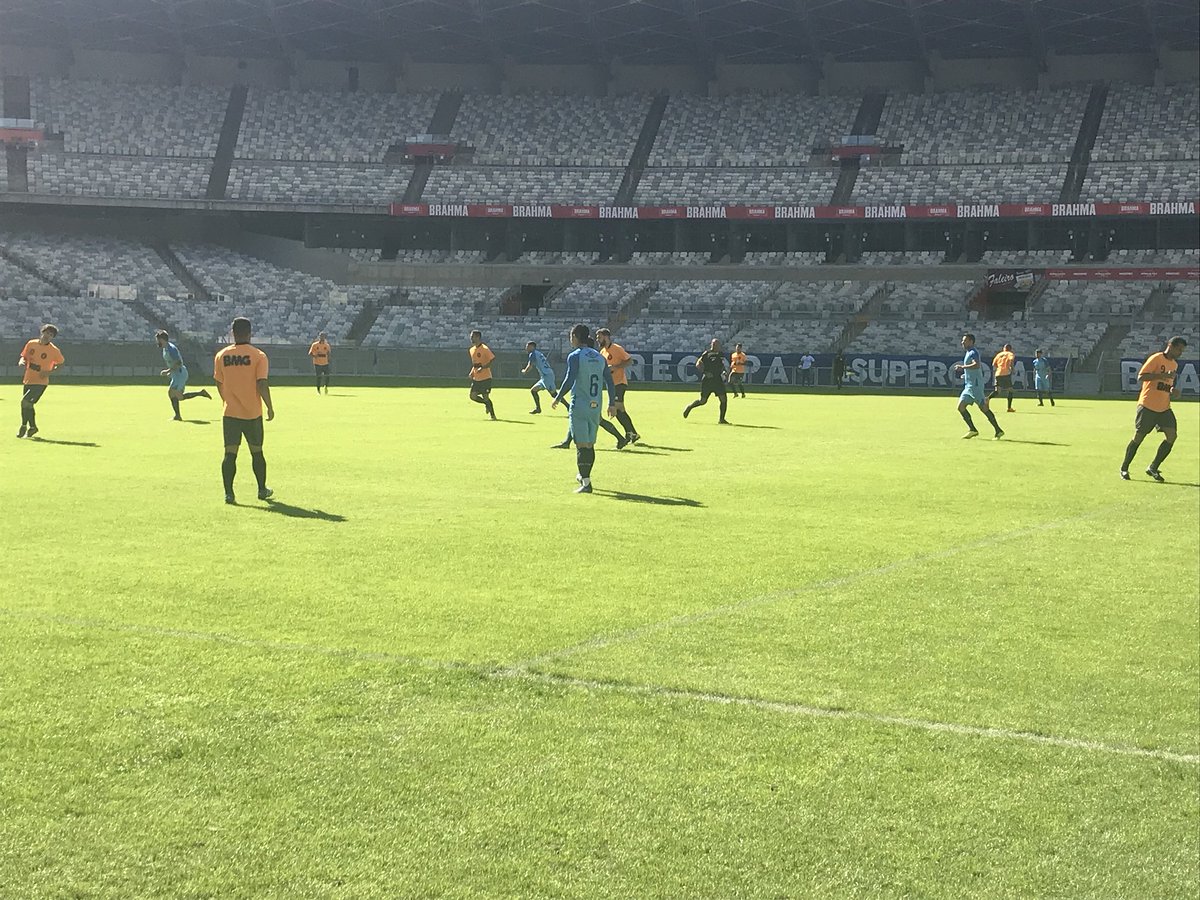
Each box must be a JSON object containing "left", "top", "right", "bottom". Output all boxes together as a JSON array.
[{"left": 2, "top": 385, "right": 1197, "bottom": 898}]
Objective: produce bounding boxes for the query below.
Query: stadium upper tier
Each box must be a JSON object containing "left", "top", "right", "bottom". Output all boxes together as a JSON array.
[{"left": 5, "top": 82, "right": 1196, "bottom": 207}]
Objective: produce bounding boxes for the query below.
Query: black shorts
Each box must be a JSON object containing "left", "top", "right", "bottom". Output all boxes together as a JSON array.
[
  {"left": 729, "top": 372, "right": 745, "bottom": 384},
  {"left": 699, "top": 379, "right": 727, "bottom": 401},
  {"left": 470, "top": 378, "right": 492, "bottom": 396},
  {"left": 995, "top": 374, "right": 1013, "bottom": 390},
  {"left": 613, "top": 383, "right": 628, "bottom": 403},
  {"left": 22, "top": 384, "right": 47, "bottom": 404},
  {"left": 223, "top": 416, "right": 265, "bottom": 448},
  {"left": 1134, "top": 405, "right": 1177, "bottom": 434},
  {"left": 314, "top": 364, "right": 330, "bottom": 375}
]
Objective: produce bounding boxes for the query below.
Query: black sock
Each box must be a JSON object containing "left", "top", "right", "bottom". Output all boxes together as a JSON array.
[
  {"left": 484, "top": 398, "right": 495, "bottom": 416},
  {"left": 531, "top": 390, "right": 541, "bottom": 411},
  {"left": 171, "top": 397, "right": 181, "bottom": 417},
  {"left": 251, "top": 452, "right": 267, "bottom": 490},
  {"left": 1150, "top": 440, "right": 1174, "bottom": 470},
  {"left": 577, "top": 447, "right": 595, "bottom": 479},
  {"left": 615, "top": 410, "right": 635, "bottom": 434},
  {"left": 1121, "top": 439, "right": 1142, "bottom": 471},
  {"left": 182, "top": 392, "right": 203, "bottom": 400},
  {"left": 26, "top": 407, "right": 35, "bottom": 429},
  {"left": 1050, "top": 395, "right": 1055, "bottom": 406},
  {"left": 1007, "top": 392, "right": 1014, "bottom": 409},
  {"left": 719, "top": 395, "right": 728, "bottom": 420},
  {"left": 600, "top": 418, "right": 623, "bottom": 441},
  {"left": 960, "top": 409, "right": 976, "bottom": 430},
  {"left": 222, "top": 453, "right": 237, "bottom": 493},
  {"left": 982, "top": 408, "right": 1001, "bottom": 433},
  {"left": 316, "top": 378, "right": 322, "bottom": 392},
  {"left": 20, "top": 405, "right": 29, "bottom": 428}
]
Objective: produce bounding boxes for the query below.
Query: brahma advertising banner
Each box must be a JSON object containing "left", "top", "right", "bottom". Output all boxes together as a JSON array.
[
  {"left": 622, "top": 352, "right": 1065, "bottom": 389},
  {"left": 1120, "top": 359, "right": 1200, "bottom": 396}
]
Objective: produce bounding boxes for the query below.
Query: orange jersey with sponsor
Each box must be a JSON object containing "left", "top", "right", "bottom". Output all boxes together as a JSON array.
[
  {"left": 21, "top": 339, "right": 64, "bottom": 386},
  {"left": 1137, "top": 352, "right": 1178, "bottom": 413},
  {"left": 469, "top": 343, "right": 494, "bottom": 381},
  {"left": 601, "top": 342, "right": 632, "bottom": 386},
  {"left": 992, "top": 350, "right": 1015, "bottom": 376},
  {"left": 309, "top": 340, "right": 331, "bottom": 365},
  {"left": 213, "top": 342, "right": 269, "bottom": 419},
  {"left": 730, "top": 351, "right": 747, "bottom": 374}
]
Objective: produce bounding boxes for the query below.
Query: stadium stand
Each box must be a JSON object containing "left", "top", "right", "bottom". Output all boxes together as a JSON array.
[
  {"left": 982, "top": 249, "right": 1074, "bottom": 266},
  {"left": 1036, "top": 281, "right": 1152, "bottom": 318},
  {"left": 452, "top": 92, "right": 649, "bottom": 167},
  {"left": 235, "top": 89, "right": 437, "bottom": 163},
  {"left": 0, "top": 295, "right": 153, "bottom": 342},
  {"left": 1105, "top": 248, "right": 1200, "bottom": 265},
  {"left": 362, "top": 287, "right": 498, "bottom": 348},
  {"left": 30, "top": 153, "right": 211, "bottom": 200},
  {"left": 879, "top": 282, "right": 976, "bottom": 316},
  {"left": 647, "top": 93, "right": 857, "bottom": 167},
  {"left": 30, "top": 78, "right": 226, "bottom": 157},
  {"left": 143, "top": 295, "right": 364, "bottom": 346},
  {"left": 875, "top": 87, "right": 1089, "bottom": 165},
  {"left": 859, "top": 251, "right": 946, "bottom": 267},
  {"left": 0, "top": 231, "right": 185, "bottom": 299},
  {"left": 1092, "top": 84, "right": 1200, "bottom": 163},
  {"left": 423, "top": 166, "right": 623, "bottom": 204},
  {"left": 742, "top": 252, "right": 827, "bottom": 267},
  {"left": 227, "top": 162, "right": 412, "bottom": 205},
  {"left": 0, "top": 255, "right": 57, "bottom": 297},
  {"left": 848, "top": 318, "right": 1107, "bottom": 359},
  {"left": 169, "top": 243, "right": 385, "bottom": 304},
  {"left": 852, "top": 164, "right": 1066, "bottom": 204},
  {"left": 635, "top": 167, "right": 837, "bottom": 205},
  {"left": 1081, "top": 161, "right": 1200, "bottom": 203},
  {"left": 733, "top": 320, "right": 844, "bottom": 354}
]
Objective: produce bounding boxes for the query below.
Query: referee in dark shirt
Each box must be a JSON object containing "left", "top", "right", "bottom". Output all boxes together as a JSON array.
[{"left": 683, "top": 338, "right": 730, "bottom": 424}]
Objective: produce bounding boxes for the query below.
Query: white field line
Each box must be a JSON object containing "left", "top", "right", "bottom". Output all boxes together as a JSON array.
[
  {"left": 508, "top": 504, "right": 1128, "bottom": 672},
  {"left": 3, "top": 605, "right": 1197, "bottom": 765}
]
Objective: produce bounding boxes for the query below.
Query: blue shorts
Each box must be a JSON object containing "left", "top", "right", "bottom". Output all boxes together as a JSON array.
[
  {"left": 169, "top": 366, "right": 189, "bottom": 393},
  {"left": 959, "top": 385, "right": 985, "bottom": 407},
  {"left": 1034, "top": 376, "right": 1051, "bottom": 391},
  {"left": 569, "top": 399, "right": 601, "bottom": 444},
  {"left": 534, "top": 374, "right": 556, "bottom": 392}
]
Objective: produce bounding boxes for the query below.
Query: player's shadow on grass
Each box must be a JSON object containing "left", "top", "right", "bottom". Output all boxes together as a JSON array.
[
  {"left": 594, "top": 490, "right": 704, "bottom": 508},
  {"left": 494, "top": 418, "right": 535, "bottom": 425},
  {"left": 256, "top": 500, "right": 348, "bottom": 522},
  {"left": 182, "top": 419, "right": 212, "bottom": 425},
  {"left": 615, "top": 447, "right": 668, "bottom": 456},
  {"left": 28, "top": 437, "right": 100, "bottom": 448},
  {"left": 635, "top": 443, "right": 693, "bottom": 452},
  {"left": 998, "top": 439, "right": 1070, "bottom": 446},
  {"left": 724, "top": 422, "right": 780, "bottom": 430}
]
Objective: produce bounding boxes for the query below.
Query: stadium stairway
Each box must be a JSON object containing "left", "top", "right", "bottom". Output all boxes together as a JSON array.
[
  {"left": 615, "top": 94, "right": 669, "bottom": 205},
  {"left": 156, "top": 241, "right": 213, "bottom": 302},
  {"left": 832, "top": 91, "right": 886, "bottom": 205},
  {"left": 346, "top": 289, "right": 403, "bottom": 344},
  {"left": 206, "top": 84, "right": 248, "bottom": 201},
  {"left": 605, "top": 281, "right": 660, "bottom": 333},
  {"left": 1060, "top": 83, "right": 1108, "bottom": 204},
  {"left": 830, "top": 283, "right": 892, "bottom": 352},
  {"left": 398, "top": 90, "right": 463, "bottom": 203},
  {"left": 4, "top": 145, "right": 29, "bottom": 192}
]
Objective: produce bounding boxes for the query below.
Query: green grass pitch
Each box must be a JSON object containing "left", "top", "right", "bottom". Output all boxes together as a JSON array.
[{"left": 2, "top": 384, "right": 1197, "bottom": 898}]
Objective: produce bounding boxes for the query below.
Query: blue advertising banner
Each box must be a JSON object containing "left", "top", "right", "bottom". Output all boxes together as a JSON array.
[
  {"left": 624, "top": 351, "right": 1066, "bottom": 389},
  {"left": 1120, "top": 359, "right": 1199, "bottom": 396}
]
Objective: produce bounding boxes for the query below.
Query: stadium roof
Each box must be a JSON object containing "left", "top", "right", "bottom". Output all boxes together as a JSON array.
[{"left": 0, "top": 0, "right": 1196, "bottom": 67}]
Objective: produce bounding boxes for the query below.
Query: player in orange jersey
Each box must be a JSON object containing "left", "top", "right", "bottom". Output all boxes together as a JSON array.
[
  {"left": 308, "top": 331, "right": 332, "bottom": 394},
  {"left": 990, "top": 343, "right": 1017, "bottom": 412},
  {"left": 213, "top": 317, "right": 275, "bottom": 504},
  {"left": 1120, "top": 336, "right": 1187, "bottom": 482},
  {"left": 468, "top": 330, "right": 497, "bottom": 420},
  {"left": 17, "top": 323, "right": 65, "bottom": 439}
]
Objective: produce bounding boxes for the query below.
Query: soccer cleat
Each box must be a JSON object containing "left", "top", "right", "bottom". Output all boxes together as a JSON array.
[
  {"left": 489, "top": 412, "right": 498, "bottom": 421},
  {"left": 173, "top": 416, "right": 183, "bottom": 421},
  {"left": 25, "top": 427, "right": 38, "bottom": 439},
  {"left": 994, "top": 430, "right": 1005, "bottom": 440},
  {"left": 258, "top": 487, "right": 274, "bottom": 500},
  {"left": 529, "top": 409, "right": 541, "bottom": 415},
  {"left": 574, "top": 482, "right": 593, "bottom": 494},
  {"left": 719, "top": 419, "right": 731, "bottom": 425},
  {"left": 682, "top": 405, "right": 691, "bottom": 418},
  {"left": 1119, "top": 470, "right": 1130, "bottom": 480},
  {"left": 615, "top": 436, "right": 628, "bottom": 449},
  {"left": 576, "top": 474, "right": 583, "bottom": 484},
  {"left": 1006, "top": 408, "right": 1015, "bottom": 413},
  {"left": 225, "top": 493, "right": 236, "bottom": 505},
  {"left": 627, "top": 432, "right": 640, "bottom": 444},
  {"left": 552, "top": 441, "right": 571, "bottom": 449},
  {"left": 1038, "top": 402, "right": 1044, "bottom": 407},
  {"left": 200, "top": 389, "right": 212, "bottom": 399},
  {"left": 16, "top": 426, "right": 26, "bottom": 438},
  {"left": 962, "top": 430, "right": 979, "bottom": 439},
  {"left": 1145, "top": 467, "right": 1165, "bottom": 483}
]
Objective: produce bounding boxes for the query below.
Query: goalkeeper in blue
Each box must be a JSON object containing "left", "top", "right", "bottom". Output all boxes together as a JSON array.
[
  {"left": 551, "top": 324, "right": 618, "bottom": 494},
  {"left": 522, "top": 340, "right": 559, "bottom": 414},
  {"left": 156, "top": 330, "right": 211, "bottom": 420}
]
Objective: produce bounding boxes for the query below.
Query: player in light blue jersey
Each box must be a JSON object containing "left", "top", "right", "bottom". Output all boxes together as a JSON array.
[
  {"left": 1031, "top": 349, "right": 1055, "bottom": 407},
  {"left": 155, "top": 330, "right": 210, "bottom": 420},
  {"left": 953, "top": 333, "right": 1003, "bottom": 440},
  {"left": 551, "top": 324, "right": 617, "bottom": 493},
  {"left": 522, "top": 341, "right": 559, "bottom": 414}
]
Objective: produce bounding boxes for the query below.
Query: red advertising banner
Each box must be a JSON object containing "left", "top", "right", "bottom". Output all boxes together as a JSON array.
[
  {"left": 1043, "top": 267, "right": 1199, "bottom": 281},
  {"left": 388, "top": 201, "right": 1199, "bottom": 220}
]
